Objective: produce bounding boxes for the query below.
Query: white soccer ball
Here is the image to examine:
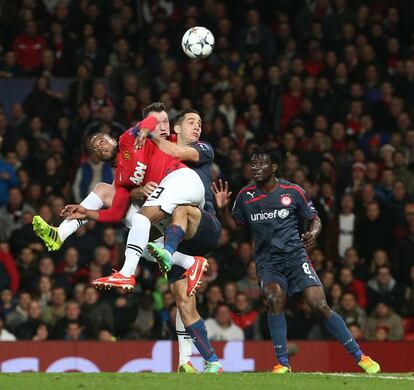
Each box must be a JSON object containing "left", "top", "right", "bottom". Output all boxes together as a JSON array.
[{"left": 181, "top": 27, "right": 215, "bottom": 59}]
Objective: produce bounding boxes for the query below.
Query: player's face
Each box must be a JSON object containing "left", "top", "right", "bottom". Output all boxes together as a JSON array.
[
  {"left": 90, "top": 134, "right": 117, "bottom": 162},
  {"left": 147, "top": 110, "right": 170, "bottom": 139},
  {"left": 251, "top": 154, "right": 277, "bottom": 184},
  {"left": 176, "top": 113, "right": 202, "bottom": 143}
]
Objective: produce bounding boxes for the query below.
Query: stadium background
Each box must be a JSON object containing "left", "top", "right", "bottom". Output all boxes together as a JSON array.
[{"left": 0, "top": 0, "right": 414, "bottom": 372}]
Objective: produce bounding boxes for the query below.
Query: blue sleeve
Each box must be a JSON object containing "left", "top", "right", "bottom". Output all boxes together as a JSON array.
[
  {"left": 0, "top": 162, "right": 18, "bottom": 187},
  {"left": 293, "top": 187, "right": 318, "bottom": 220},
  {"left": 192, "top": 142, "right": 214, "bottom": 165},
  {"left": 231, "top": 192, "right": 247, "bottom": 225}
]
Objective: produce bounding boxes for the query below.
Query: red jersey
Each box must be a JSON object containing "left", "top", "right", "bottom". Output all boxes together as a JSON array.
[{"left": 97, "top": 126, "right": 185, "bottom": 223}]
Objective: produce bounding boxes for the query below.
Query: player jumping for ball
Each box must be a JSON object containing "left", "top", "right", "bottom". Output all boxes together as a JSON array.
[{"left": 212, "top": 146, "right": 380, "bottom": 374}]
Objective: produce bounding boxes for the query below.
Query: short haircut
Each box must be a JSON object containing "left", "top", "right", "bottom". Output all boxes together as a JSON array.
[
  {"left": 142, "top": 102, "right": 166, "bottom": 118},
  {"left": 251, "top": 146, "right": 283, "bottom": 166},
  {"left": 173, "top": 108, "right": 201, "bottom": 126}
]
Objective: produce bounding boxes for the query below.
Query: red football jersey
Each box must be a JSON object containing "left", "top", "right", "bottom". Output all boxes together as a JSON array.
[{"left": 97, "top": 128, "right": 185, "bottom": 223}]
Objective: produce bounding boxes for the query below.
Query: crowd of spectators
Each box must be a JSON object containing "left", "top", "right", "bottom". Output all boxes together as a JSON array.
[{"left": 1, "top": 0, "right": 414, "bottom": 343}]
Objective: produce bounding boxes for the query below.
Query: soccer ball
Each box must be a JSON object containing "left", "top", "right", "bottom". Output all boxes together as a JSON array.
[{"left": 181, "top": 27, "right": 215, "bottom": 59}]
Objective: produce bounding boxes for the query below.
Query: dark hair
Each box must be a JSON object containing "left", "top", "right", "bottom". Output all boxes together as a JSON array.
[
  {"left": 251, "top": 146, "right": 283, "bottom": 166},
  {"left": 173, "top": 108, "right": 201, "bottom": 126},
  {"left": 142, "top": 102, "right": 166, "bottom": 118}
]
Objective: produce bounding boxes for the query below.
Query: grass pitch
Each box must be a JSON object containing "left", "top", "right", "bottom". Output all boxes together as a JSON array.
[{"left": 0, "top": 373, "right": 413, "bottom": 390}]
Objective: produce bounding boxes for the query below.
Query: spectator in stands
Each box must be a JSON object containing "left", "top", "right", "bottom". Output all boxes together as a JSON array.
[
  {"left": 64, "top": 320, "right": 87, "bottom": 341},
  {"left": 0, "top": 137, "right": 18, "bottom": 207},
  {"left": 339, "top": 267, "right": 367, "bottom": 309},
  {"left": 0, "top": 243, "right": 20, "bottom": 293},
  {"left": 6, "top": 291, "right": 31, "bottom": 332},
  {"left": 15, "top": 300, "right": 43, "bottom": 340},
  {"left": 22, "top": 76, "right": 63, "bottom": 127},
  {"left": 12, "top": 20, "right": 46, "bottom": 73},
  {"left": 0, "top": 312, "right": 16, "bottom": 341},
  {"left": 336, "top": 292, "right": 366, "bottom": 330},
  {"left": 231, "top": 292, "right": 257, "bottom": 340},
  {"left": 42, "top": 286, "right": 67, "bottom": 327},
  {"left": 126, "top": 290, "right": 155, "bottom": 340},
  {"left": 81, "top": 286, "right": 114, "bottom": 338},
  {"left": 198, "top": 284, "right": 223, "bottom": 319},
  {"left": 205, "top": 304, "right": 244, "bottom": 341},
  {"left": 364, "top": 302, "right": 404, "bottom": 341},
  {"left": 236, "top": 261, "right": 261, "bottom": 305},
  {"left": 367, "top": 266, "right": 405, "bottom": 314},
  {"left": 72, "top": 151, "right": 113, "bottom": 204},
  {"left": 53, "top": 300, "right": 92, "bottom": 340}
]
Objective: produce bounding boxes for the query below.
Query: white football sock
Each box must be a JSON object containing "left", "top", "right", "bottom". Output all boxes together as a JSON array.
[
  {"left": 141, "top": 237, "right": 164, "bottom": 263},
  {"left": 172, "top": 251, "right": 195, "bottom": 269},
  {"left": 120, "top": 213, "right": 151, "bottom": 276},
  {"left": 141, "top": 237, "right": 195, "bottom": 270},
  {"left": 176, "top": 310, "right": 193, "bottom": 365},
  {"left": 58, "top": 192, "right": 104, "bottom": 241}
]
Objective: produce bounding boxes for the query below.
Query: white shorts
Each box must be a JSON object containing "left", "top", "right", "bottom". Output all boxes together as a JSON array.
[
  {"left": 123, "top": 202, "right": 140, "bottom": 229},
  {"left": 143, "top": 167, "right": 205, "bottom": 215},
  {"left": 123, "top": 202, "right": 171, "bottom": 233}
]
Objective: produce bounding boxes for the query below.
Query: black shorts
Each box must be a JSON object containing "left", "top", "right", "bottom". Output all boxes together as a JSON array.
[
  {"left": 167, "top": 209, "right": 221, "bottom": 284},
  {"left": 257, "top": 255, "right": 322, "bottom": 297}
]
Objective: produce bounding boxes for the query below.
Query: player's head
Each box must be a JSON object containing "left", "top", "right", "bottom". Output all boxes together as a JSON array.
[
  {"left": 89, "top": 133, "right": 118, "bottom": 162},
  {"left": 142, "top": 102, "right": 170, "bottom": 139},
  {"left": 173, "top": 108, "right": 202, "bottom": 143},
  {"left": 250, "top": 146, "right": 282, "bottom": 184}
]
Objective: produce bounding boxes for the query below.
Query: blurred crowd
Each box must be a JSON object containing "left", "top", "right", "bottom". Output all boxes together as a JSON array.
[{"left": 1, "top": 0, "right": 414, "bottom": 343}]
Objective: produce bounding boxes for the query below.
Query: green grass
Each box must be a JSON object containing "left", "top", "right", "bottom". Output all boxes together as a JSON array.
[{"left": 0, "top": 373, "right": 413, "bottom": 390}]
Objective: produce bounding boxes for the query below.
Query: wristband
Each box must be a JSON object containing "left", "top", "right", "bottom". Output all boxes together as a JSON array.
[{"left": 147, "top": 132, "right": 154, "bottom": 140}]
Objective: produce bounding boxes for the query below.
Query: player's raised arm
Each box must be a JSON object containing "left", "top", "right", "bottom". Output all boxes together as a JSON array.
[{"left": 212, "top": 180, "right": 244, "bottom": 233}]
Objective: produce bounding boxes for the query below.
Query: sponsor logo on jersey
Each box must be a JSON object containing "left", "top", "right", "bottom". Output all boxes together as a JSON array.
[
  {"left": 307, "top": 200, "right": 316, "bottom": 210},
  {"left": 280, "top": 194, "right": 292, "bottom": 206},
  {"left": 129, "top": 161, "right": 147, "bottom": 185},
  {"left": 247, "top": 191, "right": 255, "bottom": 198},
  {"left": 250, "top": 210, "right": 278, "bottom": 221},
  {"left": 278, "top": 208, "right": 289, "bottom": 219}
]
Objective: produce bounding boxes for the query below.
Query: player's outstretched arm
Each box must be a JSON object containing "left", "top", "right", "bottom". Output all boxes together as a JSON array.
[
  {"left": 150, "top": 135, "right": 200, "bottom": 162},
  {"left": 212, "top": 180, "right": 243, "bottom": 233}
]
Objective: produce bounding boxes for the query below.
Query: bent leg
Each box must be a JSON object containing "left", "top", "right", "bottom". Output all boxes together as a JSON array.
[
  {"left": 302, "top": 286, "right": 363, "bottom": 362},
  {"left": 172, "top": 278, "right": 218, "bottom": 363}
]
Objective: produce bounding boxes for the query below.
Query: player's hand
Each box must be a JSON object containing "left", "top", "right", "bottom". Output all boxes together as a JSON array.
[
  {"left": 134, "top": 128, "right": 150, "bottom": 149},
  {"left": 301, "top": 231, "right": 316, "bottom": 250},
  {"left": 60, "top": 204, "right": 87, "bottom": 220},
  {"left": 130, "top": 181, "right": 158, "bottom": 201},
  {"left": 212, "top": 179, "right": 232, "bottom": 210}
]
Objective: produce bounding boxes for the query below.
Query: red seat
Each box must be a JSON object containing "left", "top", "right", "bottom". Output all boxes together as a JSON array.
[{"left": 402, "top": 318, "right": 414, "bottom": 341}]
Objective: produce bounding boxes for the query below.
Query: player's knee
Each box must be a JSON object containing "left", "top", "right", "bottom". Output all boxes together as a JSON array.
[
  {"left": 131, "top": 212, "right": 151, "bottom": 228},
  {"left": 173, "top": 205, "right": 188, "bottom": 217},
  {"left": 264, "top": 285, "right": 285, "bottom": 312},
  {"left": 309, "top": 297, "right": 330, "bottom": 317}
]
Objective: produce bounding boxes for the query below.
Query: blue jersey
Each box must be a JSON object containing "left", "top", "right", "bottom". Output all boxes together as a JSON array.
[
  {"left": 187, "top": 141, "right": 215, "bottom": 213},
  {"left": 231, "top": 179, "right": 317, "bottom": 270}
]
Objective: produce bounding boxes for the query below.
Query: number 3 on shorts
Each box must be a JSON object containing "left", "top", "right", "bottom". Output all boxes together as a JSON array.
[
  {"left": 302, "top": 262, "right": 311, "bottom": 275},
  {"left": 149, "top": 186, "right": 165, "bottom": 200}
]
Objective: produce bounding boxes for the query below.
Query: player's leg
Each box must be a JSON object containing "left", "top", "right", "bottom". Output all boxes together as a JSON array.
[
  {"left": 32, "top": 182, "right": 113, "bottom": 251},
  {"left": 147, "top": 206, "right": 201, "bottom": 274},
  {"left": 302, "top": 285, "right": 380, "bottom": 373},
  {"left": 262, "top": 280, "right": 290, "bottom": 373},
  {"left": 175, "top": 309, "right": 197, "bottom": 373},
  {"left": 171, "top": 275, "right": 223, "bottom": 373},
  {"left": 142, "top": 168, "right": 205, "bottom": 272}
]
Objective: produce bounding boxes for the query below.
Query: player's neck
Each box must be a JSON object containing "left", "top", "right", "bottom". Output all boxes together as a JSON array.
[{"left": 259, "top": 176, "right": 278, "bottom": 193}]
